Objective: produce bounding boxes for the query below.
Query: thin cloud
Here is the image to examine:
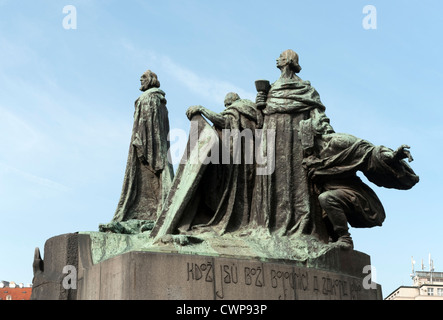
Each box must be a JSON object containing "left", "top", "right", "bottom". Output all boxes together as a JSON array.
[
  {"left": 119, "top": 38, "right": 256, "bottom": 104},
  {"left": 159, "top": 56, "right": 256, "bottom": 103},
  {"left": 0, "top": 162, "right": 70, "bottom": 193}
]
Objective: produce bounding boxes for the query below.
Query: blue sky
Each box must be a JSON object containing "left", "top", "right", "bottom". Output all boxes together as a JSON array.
[{"left": 0, "top": 0, "right": 442, "bottom": 298}]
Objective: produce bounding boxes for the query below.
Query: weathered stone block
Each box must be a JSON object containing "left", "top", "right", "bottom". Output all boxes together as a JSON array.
[
  {"left": 31, "top": 233, "right": 79, "bottom": 300},
  {"left": 31, "top": 233, "right": 382, "bottom": 300}
]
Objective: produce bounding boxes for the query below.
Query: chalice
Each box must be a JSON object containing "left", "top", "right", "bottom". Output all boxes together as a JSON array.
[{"left": 255, "top": 79, "right": 270, "bottom": 110}]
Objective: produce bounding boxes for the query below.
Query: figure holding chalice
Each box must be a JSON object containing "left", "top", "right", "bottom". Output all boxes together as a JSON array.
[
  {"left": 255, "top": 79, "right": 270, "bottom": 110},
  {"left": 251, "top": 49, "right": 329, "bottom": 240}
]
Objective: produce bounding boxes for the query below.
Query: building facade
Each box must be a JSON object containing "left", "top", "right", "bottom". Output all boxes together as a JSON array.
[
  {"left": 0, "top": 281, "right": 32, "bottom": 300},
  {"left": 386, "top": 271, "right": 443, "bottom": 300}
]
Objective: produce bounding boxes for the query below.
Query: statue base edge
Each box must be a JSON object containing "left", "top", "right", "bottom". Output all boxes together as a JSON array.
[{"left": 31, "top": 233, "right": 382, "bottom": 300}]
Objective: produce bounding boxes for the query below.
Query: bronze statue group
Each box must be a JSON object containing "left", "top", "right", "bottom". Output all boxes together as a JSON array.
[{"left": 100, "top": 50, "right": 419, "bottom": 250}]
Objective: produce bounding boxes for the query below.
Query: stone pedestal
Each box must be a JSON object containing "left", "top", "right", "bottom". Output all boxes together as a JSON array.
[
  {"left": 31, "top": 233, "right": 382, "bottom": 300},
  {"left": 30, "top": 233, "right": 79, "bottom": 300}
]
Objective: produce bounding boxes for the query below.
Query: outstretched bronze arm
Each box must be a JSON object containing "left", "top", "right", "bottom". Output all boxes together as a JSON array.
[
  {"left": 186, "top": 105, "right": 226, "bottom": 128},
  {"left": 380, "top": 144, "right": 414, "bottom": 164},
  {"left": 393, "top": 144, "right": 414, "bottom": 163}
]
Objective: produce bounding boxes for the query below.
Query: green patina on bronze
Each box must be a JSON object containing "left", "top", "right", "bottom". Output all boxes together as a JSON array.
[
  {"left": 94, "top": 50, "right": 419, "bottom": 264},
  {"left": 80, "top": 228, "right": 339, "bottom": 269},
  {"left": 100, "top": 70, "right": 174, "bottom": 230}
]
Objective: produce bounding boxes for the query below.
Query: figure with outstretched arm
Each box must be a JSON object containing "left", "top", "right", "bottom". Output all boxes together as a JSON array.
[
  {"left": 300, "top": 111, "right": 419, "bottom": 249},
  {"left": 186, "top": 92, "right": 260, "bottom": 129},
  {"left": 154, "top": 92, "right": 262, "bottom": 236}
]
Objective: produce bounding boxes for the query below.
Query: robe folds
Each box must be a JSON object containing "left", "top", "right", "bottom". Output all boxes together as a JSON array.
[
  {"left": 151, "top": 99, "right": 261, "bottom": 238},
  {"left": 303, "top": 136, "right": 419, "bottom": 228},
  {"left": 250, "top": 78, "right": 327, "bottom": 237},
  {"left": 113, "top": 88, "right": 174, "bottom": 222}
]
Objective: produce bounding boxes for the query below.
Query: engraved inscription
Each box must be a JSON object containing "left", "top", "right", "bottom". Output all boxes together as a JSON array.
[
  {"left": 222, "top": 263, "right": 238, "bottom": 284},
  {"left": 245, "top": 266, "right": 264, "bottom": 287},
  {"left": 187, "top": 262, "right": 213, "bottom": 282},
  {"left": 185, "top": 260, "right": 370, "bottom": 300}
]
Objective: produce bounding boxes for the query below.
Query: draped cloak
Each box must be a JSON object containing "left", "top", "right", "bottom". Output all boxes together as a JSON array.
[
  {"left": 151, "top": 99, "right": 261, "bottom": 238},
  {"left": 250, "top": 78, "right": 327, "bottom": 237},
  {"left": 112, "top": 88, "right": 174, "bottom": 222},
  {"left": 303, "top": 135, "right": 419, "bottom": 228}
]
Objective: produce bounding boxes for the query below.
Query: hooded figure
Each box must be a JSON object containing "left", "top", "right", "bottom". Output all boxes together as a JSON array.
[
  {"left": 300, "top": 111, "right": 419, "bottom": 248},
  {"left": 151, "top": 93, "right": 262, "bottom": 238}
]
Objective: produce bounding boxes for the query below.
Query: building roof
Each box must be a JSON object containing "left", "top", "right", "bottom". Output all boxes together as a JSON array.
[
  {"left": 0, "top": 287, "right": 32, "bottom": 300},
  {"left": 415, "top": 271, "right": 443, "bottom": 279},
  {"left": 386, "top": 277, "right": 443, "bottom": 300}
]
